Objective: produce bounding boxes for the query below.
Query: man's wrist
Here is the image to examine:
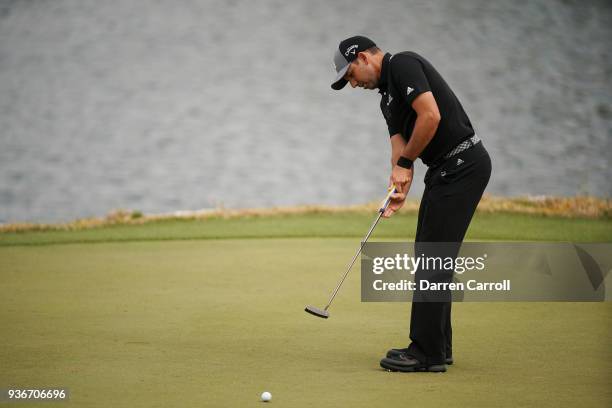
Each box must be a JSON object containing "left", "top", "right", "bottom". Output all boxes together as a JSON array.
[{"left": 396, "top": 156, "right": 414, "bottom": 169}]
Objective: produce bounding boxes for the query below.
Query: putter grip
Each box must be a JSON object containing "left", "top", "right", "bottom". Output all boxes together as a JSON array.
[{"left": 378, "top": 186, "right": 397, "bottom": 212}]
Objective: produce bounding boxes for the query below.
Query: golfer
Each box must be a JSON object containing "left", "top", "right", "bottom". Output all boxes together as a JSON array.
[{"left": 331, "top": 36, "right": 492, "bottom": 372}]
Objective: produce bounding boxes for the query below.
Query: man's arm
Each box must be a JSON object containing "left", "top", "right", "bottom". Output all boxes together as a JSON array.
[
  {"left": 390, "top": 133, "right": 406, "bottom": 168},
  {"left": 384, "top": 91, "right": 441, "bottom": 217},
  {"left": 398, "top": 91, "right": 441, "bottom": 161}
]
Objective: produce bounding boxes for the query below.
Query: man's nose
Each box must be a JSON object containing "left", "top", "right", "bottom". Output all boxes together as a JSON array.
[{"left": 350, "top": 79, "right": 358, "bottom": 88}]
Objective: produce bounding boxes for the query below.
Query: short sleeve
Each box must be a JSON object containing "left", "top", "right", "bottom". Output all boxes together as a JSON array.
[
  {"left": 390, "top": 54, "right": 431, "bottom": 106},
  {"left": 387, "top": 121, "right": 400, "bottom": 137}
]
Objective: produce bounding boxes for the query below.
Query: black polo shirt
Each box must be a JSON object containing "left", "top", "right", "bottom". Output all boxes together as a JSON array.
[{"left": 379, "top": 52, "right": 475, "bottom": 166}]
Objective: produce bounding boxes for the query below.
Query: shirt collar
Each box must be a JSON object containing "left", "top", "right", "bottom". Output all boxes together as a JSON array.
[{"left": 378, "top": 52, "right": 392, "bottom": 94}]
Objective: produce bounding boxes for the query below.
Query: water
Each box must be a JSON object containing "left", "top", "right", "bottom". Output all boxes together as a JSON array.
[{"left": 0, "top": 0, "right": 610, "bottom": 223}]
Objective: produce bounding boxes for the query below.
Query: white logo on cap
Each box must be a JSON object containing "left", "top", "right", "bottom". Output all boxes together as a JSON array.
[
  {"left": 345, "top": 44, "right": 358, "bottom": 56},
  {"left": 407, "top": 86, "right": 414, "bottom": 95}
]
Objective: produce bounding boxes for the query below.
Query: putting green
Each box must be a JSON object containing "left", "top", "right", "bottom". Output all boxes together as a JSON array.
[{"left": 1, "top": 238, "right": 610, "bottom": 407}]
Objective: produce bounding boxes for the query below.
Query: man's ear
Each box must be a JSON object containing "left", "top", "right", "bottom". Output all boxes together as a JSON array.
[{"left": 357, "top": 51, "right": 368, "bottom": 64}]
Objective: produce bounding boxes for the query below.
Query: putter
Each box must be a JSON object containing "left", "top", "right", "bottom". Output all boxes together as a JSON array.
[{"left": 305, "top": 186, "right": 397, "bottom": 319}]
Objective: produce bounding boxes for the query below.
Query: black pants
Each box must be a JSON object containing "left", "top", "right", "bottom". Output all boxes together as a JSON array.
[{"left": 407, "top": 141, "right": 492, "bottom": 365}]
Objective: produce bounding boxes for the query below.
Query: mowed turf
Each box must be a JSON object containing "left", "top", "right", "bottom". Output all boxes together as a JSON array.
[
  {"left": 1, "top": 231, "right": 611, "bottom": 407},
  {"left": 2, "top": 211, "right": 612, "bottom": 246}
]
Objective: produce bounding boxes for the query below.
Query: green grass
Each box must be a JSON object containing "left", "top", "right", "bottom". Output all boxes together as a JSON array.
[
  {"left": 1, "top": 211, "right": 611, "bottom": 246},
  {"left": 0, "top": 213, "right": 611, "bottom": 407}
]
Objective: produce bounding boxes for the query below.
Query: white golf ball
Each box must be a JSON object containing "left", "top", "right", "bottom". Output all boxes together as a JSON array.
[{"left": 261, "top": 391, "right": 272, "bottom": 402}]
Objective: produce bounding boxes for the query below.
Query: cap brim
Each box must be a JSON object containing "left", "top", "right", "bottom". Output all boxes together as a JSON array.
[{"left": 331, "top": 64, "right": 350, "bottom": 90}]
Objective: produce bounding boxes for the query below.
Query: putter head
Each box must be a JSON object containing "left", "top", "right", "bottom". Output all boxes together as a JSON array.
[{"left": 305, "top": 305, "right": 329, "bottom": 319}]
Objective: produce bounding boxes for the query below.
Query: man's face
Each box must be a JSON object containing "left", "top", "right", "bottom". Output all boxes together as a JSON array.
[{"left": 344, "top": 53, "right": 378, "bottom": 90}]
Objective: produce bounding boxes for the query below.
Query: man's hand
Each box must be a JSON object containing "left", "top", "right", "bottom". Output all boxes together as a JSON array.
[
  {"left": 390, "top": 164, "right": 413, "bottom": 194},
  {"left": 384, "top": 165, "right": 413, "bottom": 217}
]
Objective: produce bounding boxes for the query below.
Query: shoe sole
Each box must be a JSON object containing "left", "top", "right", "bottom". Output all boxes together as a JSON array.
[
  {"left": 386, "top": 349, "right": 453, "bottom": 365},
  {"left": 380, "top": 358, "right": 447, "bottom": 373}
]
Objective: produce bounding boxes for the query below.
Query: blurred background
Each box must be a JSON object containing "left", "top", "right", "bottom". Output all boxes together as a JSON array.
[{"left": 0, "top": 0, "right": 610, "bottom": 223}]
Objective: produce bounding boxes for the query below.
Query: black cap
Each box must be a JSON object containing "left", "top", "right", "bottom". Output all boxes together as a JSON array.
[{"left": 331, "top": 36, "right": 376, "bottom": 90}]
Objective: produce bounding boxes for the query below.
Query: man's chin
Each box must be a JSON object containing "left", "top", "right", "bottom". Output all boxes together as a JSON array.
[{"left": 366, "top": 82, "right": 379, "bottom": 90}]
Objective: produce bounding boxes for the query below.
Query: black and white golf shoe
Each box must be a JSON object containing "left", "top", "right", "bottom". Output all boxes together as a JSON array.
[
  {"left": 386, "top": 347, "right": 453, "bottom": 365},
  {"left": 380, "top": 351, "right": 447, "bottom": 373}
]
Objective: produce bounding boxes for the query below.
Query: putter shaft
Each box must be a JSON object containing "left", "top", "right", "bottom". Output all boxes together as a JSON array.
[
  {"left": 323, "top": 209, "right": 384, "bottom": 311},
  {"left": 305, "top": 187, "right": 396, "bottom": 318}
]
